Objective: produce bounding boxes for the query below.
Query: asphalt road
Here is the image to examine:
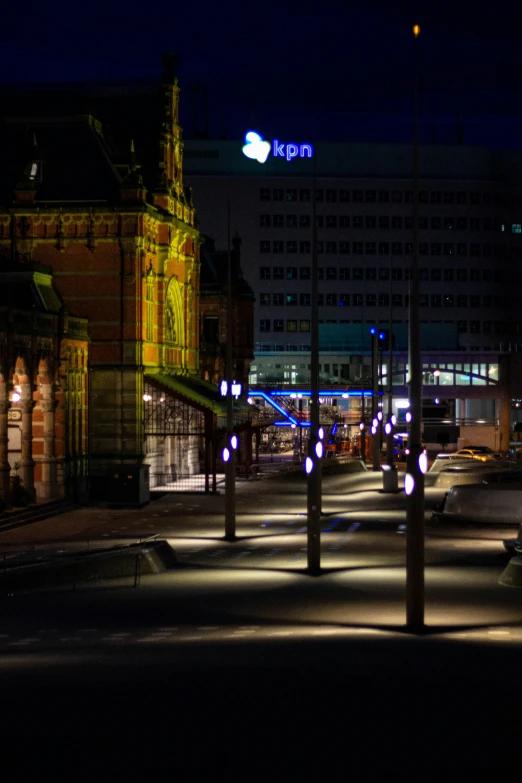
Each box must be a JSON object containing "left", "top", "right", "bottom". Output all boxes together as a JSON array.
[{"left": 1, "top": 469, "right": 521, "bottom": 778}]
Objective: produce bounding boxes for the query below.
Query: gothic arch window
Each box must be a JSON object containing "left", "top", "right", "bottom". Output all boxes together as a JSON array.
[
  {"left": 146, "top": 271, "right": 155, "bottom": 342},
  {"left": 165, "top": 277, "right": 184, "bottom": 346}
]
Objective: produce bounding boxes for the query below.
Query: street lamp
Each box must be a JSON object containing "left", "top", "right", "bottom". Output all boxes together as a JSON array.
[
  {"left": 307, "top": 153, "right": 321, "bottom": 574},
  {"left": 224, "top": 199, "right": 236, "bottom": 542},
  {"left": 405, "top": 23, "right": 425, "bottom": 631}
]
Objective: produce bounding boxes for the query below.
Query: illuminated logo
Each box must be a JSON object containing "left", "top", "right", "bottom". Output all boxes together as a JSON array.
[
  {"left": 272, "top": 139, "right": 313, "bottom": 161},
  {"left": 242, "top": 130, "right": 314, "bottom": 163},
  {"left": 242, "top": 131, "right": 271, "bottom": 163}
]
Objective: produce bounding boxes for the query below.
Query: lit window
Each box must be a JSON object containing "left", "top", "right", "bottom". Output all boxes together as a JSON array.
[{"left": 512, "top": 224, "right": 522, "bottom": 233}]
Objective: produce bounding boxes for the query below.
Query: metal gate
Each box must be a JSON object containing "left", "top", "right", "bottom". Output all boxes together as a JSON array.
[{"left": 143, "top": 379, "right": 218, "bottom": 492}]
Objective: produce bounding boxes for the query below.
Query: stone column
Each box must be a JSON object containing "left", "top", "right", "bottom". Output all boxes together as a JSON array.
[
  {"left": 39, "top": 398, "right": 58, "bottom": 499},
  {"left": 0, "top": 399, "right": 10, "bottom": 504},
  {"left": 19, "top": 393, "right": 35, "bottom": 495}
]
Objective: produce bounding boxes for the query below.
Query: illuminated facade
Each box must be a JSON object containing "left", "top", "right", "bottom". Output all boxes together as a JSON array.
[
  {"left": 0, "top": 261, "right": 89, "bottom": 503},
  {"left": 0, "top": 61, "right": 204, "bottom": 501}
]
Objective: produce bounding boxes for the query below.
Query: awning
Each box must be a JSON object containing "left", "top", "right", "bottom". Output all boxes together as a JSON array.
[{"left": 145, "top": 372, "right": 252, "bottom": 421}]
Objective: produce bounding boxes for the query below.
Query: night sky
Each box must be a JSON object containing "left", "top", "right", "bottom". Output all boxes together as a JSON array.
[{"left": 3, "top": 0, "right": 522, "bottom": 148}]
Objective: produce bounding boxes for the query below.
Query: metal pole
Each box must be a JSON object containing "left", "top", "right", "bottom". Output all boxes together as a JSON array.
[
  {"left": 225, "top": 199, "right": 236, "bottom": 541},
  {"left": 307, "top": 154, "right": 321, "bottom": 574},
  {"left": 360, "top": 319, "right": 366, "bottom": 462},
  {"left": 386, "top": 258, "right": 394, "bottom": 467},
  {"left": 406, "top": 24, "right": 425, "bottom": 631},
  {"left": 371, "top": 331, "right": 380, "bottom": 470}
]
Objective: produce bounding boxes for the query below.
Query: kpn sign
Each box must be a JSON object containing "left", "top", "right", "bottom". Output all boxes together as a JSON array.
[{"left": 242, "top": 131, "right": 314, "bottom": 163}]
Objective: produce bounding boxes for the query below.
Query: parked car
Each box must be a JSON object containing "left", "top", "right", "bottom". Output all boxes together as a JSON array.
[
  {"left": 449, "top": 447, "right": 499, "bottom": 462},
  {"left": 465, "top": 445, "right": 502, "bottom": 458}
]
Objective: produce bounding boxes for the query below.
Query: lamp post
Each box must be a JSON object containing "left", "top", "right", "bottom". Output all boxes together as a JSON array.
[
  {"left": 371, "top": 328, "right": 381, "bottom": 471},
  {"left": 307, "top": 156, "right": 321, "bottom": 574},
  {"left": 386, "top": 258, "right": 394, "bottom": 468},
  {"left": 224, "top": 199, "right": 236, "bottom": 541},
  {"left": 405, "top": 23, "right": 425, "bottom": 631}
]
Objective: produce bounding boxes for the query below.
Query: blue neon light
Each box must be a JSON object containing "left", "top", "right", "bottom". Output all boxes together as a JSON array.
[
  {"left": 253, "top": 390, "right": 299, "bottom": 425},
  {"left": 248, "top": 388, "right": 382, "bottom": 427},
  {"left": 269, "top": 390, "right": 379, "bottom": 397},
  {"left": 272, "top": 140, "right": 314, "bottom": 160}
]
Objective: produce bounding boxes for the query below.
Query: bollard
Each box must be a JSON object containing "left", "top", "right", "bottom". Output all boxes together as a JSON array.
[
  {"left": 382, "top": 464, "right": 399, "bottom": 493},
  {"left": 134, "top": 554, "right": 141, "bottom": 588}
]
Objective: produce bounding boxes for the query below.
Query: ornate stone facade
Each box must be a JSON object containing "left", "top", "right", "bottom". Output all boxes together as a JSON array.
[
  {"left": 0, "top": 263, "right": 88, "bottom": 503},
  {"left": 0, "top": 61, "right": 201, "bottom": 502}
]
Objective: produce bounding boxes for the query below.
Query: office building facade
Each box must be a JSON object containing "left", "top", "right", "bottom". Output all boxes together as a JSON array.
[{"left": 185, "top": 138, "right": 522, "bottom": 449}]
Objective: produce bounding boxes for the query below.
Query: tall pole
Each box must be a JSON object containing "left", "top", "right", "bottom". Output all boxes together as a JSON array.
[
  {"left": 371, "top": 331, "right": 380, "bottom": 471},
  {"left": 406, "top": 24, "right": 424, "bottom": 631},
  {"left": 307, "top": 154, "right": 321, "bottom": 573},
  {"left": 386, "top": 257, "right": 394, "bottom": 467},
  {"left": 225, "top": 199, "right": 236, "bottom": 541},
  {"left": 359, "top": 318, "right": 366, "bottom": 462}
]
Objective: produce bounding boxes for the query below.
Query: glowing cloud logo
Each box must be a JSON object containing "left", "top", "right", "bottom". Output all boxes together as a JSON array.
[{"left": 242, "top": 131, "right": 271, "bottom": 163}]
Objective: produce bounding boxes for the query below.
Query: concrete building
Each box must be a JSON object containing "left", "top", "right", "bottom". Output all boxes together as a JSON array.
[{"left": 184, "top": 137, "right": 522, "bottom": 450}]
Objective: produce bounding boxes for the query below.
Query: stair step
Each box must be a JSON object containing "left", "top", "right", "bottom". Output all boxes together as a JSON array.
[{"left": 0, "top": 500, "right": 77, "bottom": 532}]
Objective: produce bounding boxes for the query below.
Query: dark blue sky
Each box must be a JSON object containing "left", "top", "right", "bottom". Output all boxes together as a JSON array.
[{"left": 2, "top": 0, "right": 522, "bottom": 148}]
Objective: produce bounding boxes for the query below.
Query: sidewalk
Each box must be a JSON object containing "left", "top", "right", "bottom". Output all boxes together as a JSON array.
[{"left": 0, "top": 467, "right": 521, "bottom": 775}]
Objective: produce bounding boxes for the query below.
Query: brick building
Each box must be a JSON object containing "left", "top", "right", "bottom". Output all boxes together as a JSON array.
[
  {"left": 0, "top": 259, "right": 88, "bottom": 504},
  {"left": 199, "top": 235, "right": 255, "bottom": 389},
  {"left": 0, "top": 60, "right": 222, "bottom": 501}
]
